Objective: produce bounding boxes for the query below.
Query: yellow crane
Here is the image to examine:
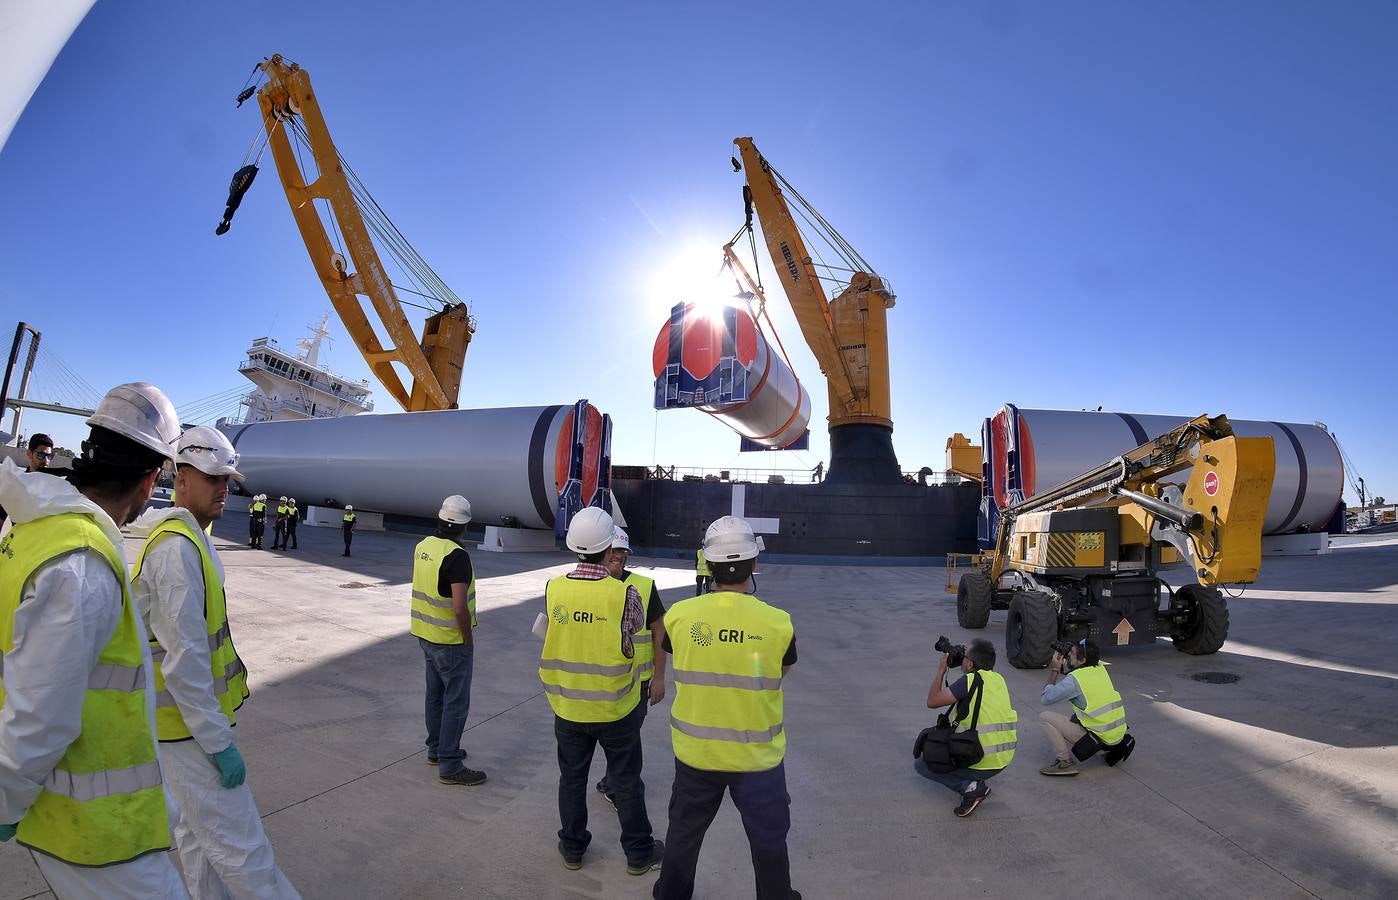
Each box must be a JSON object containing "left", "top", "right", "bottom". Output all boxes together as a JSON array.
[
  {"left": 957, "top": 414, "right": 1276, "bottom": 667},
  {"left": 727, "top": 137, "right": 899, "bottom": 483},
  {"left": 217, "top": 54, "right": 473, "bottom": 412}
]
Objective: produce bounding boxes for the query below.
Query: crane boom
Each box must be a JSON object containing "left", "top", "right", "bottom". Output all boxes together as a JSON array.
[
  {"left": 252, "top": 55, "right": 472, "bottom": 411},
  {"left": 732, "top": 137, "right": 893, "bottom": 429}
]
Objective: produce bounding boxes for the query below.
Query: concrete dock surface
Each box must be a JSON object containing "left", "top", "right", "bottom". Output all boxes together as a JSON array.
[{"left": 4, "top": 524, "right": 1396, "bottom": 899}]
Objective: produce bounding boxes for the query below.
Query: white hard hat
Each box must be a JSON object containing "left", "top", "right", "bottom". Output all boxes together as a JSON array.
[
  {"left": 289, "top": 497, "right": 295, "bottom": 504},
  {"left": 86, "top": 382, "right": 180, "bottom": 461},
  {"left": 345, "top": 505, "right": 353, "bottom": 511},
  {"left": 279, "top": 496, "right": 287, "bottom": 502},
  {"left": 611, "top": 526, "right": 630, "bottom": 551},
  {"left": 174, "top": 426, "right": 244, "bottom": 480},
  {"left": 703, "top": 515, "right": 760, "bottom": 562},
  {"left": 566, "top": 507, "right": 615, "bottom": 554},
  {"left": 439, "top": 494, "right": 472, "bottom": 525}
]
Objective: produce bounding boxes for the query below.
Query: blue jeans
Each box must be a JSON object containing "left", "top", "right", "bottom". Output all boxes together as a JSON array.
[
  {"left": 420, "top": 638, "right": 473, "bottom": 776},
  {"left": 914, "top": 757, "right": 1002, "bottom": 795},
  {"left": 555, "top": 700, "right": 654, "bottom": 865}
]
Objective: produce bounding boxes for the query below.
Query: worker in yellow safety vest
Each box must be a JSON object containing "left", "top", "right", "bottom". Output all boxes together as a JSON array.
[
  {"left": 595, "top": 525, "right": 667, "bottom": 809},
  {"left": 342, "top": 505, "right": 356, "bottom": 556},
  {"left": 919, "top": 638, "right": 1018, "bottom": 818},
  {"left": 248, "top": 493, "right": 266, "bottom": 548},
  {"left": 654, "top": 516, "right": 801, "bottom": 900},
  {"left": 0, "top": 383, "right": 189, "bottom": 898},
  {"left": 410, "top": 495, "right": 486, "bottom": 787},
  {"left": 272, "top": 496, "right": 289, "bottom": 550},
  {"left": 694, "top": 547, "right": 711, "bottom": 596},
  {"left": 132, "top": 426, "right": 300, "bottom": 899},
  {"left": 1039, "top": 638, "right": 1135, "bottom": 775},
  {"left": 542, "top": 507, "right": 664, "bottom": 877}
]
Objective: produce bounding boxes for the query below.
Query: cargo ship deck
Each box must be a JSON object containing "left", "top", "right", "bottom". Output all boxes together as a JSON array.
[{"left": 4, "top": 524, "right": 1394, "bottom": 899}]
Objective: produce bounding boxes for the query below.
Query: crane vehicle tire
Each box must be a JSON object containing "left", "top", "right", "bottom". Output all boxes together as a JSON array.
[
  {"left": 1171, "top": 584, "right": 1229, "bottom": 655},
  {"left": 957, "top": 572, "right": 993, "bottom": 629},
  {"left": 1005, "top": 590, "right": 1058, "bottom": 669}
]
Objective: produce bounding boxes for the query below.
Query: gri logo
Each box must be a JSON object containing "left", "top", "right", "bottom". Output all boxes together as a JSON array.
[
  {"left": 573, "top": 611, "right": 594, "bottom": 623},
  {"left": 0, "top": 535, "right": 11, "bottom": 560},
  {"left": 552, "top": 605, "right": 568, "bottom": 626},
  {"left": 718, "top": 629, "right": 745, "bottom": 644},
  {"left": 690, "top": 622, "right": 714, "bottom": 647}
]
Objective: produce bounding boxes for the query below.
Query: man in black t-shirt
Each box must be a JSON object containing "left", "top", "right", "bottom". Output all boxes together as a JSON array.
[{"left": 596, "top": 527, "right": 667, "bottom": 808}]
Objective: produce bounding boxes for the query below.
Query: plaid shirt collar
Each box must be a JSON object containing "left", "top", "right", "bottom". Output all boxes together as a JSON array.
[{"left": 569, "top": 562, "right": 612, "bottom": 580}]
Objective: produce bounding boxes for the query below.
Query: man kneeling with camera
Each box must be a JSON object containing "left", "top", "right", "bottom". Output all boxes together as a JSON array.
[
  {"left": 914, "top": 638, "right": 1018, "bottom": 817},
  {"left": 1039, "top": 638, "right": 1136, "bottom": 775}
]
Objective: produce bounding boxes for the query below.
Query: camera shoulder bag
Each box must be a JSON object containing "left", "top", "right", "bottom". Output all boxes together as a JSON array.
[{"left": 914, "top": 672, "right": 987, "bottom": 773}]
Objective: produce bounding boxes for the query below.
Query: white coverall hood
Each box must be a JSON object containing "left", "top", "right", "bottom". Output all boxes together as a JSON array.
[
  {"left": 0, "top": 457, "right": 125, "bottom": 557},
  {"left": 130, "top": 504, "right": 204, "bottom": 540}
]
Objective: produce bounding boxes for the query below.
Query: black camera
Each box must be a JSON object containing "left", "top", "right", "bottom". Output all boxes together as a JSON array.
[
  {"left": 934, "top": 635, "right": 966, "bottom": 667},
  {"left": 1051, "top": 639, "right": 1076, "bottom": 657}
]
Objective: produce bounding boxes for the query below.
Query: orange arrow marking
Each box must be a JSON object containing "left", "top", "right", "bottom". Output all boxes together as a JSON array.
[{"left": 1113, "top": 617, "right": 1135, "bottom": 646}]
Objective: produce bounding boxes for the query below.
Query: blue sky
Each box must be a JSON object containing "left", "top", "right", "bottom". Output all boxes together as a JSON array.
[{"left": 2, "top": 1, "right": 1394, "bottom": 504}]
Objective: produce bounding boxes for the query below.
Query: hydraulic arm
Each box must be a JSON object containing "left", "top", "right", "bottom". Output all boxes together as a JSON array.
[{"left": 959, "top": 415, "right": 1276, "bottom": 667}]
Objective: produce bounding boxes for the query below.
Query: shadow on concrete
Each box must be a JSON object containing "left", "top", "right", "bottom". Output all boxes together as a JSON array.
[{"left": 215, "top": 541, "right": 1398, "bottom": 900}]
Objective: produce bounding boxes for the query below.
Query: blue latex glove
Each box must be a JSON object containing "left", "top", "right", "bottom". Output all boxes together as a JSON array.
[
  {"left": 209, "top": 744, "right": 246, "bottom": 789},
  {"left": 0, "top": 822, "right": 17, "bottom": 842}
]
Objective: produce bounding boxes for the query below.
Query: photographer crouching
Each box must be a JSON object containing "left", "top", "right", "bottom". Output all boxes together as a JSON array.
[
  {"left": 914, "top": 638, "right": 1018, "bottom": 818},
  {"left": 1039, "top": 638, "right": 1136, "bottom": 776}
]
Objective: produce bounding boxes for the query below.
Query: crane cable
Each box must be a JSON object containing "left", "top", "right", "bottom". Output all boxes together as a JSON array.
[{"left": 281, "top": 117, "right": 467, "bottom": 319}]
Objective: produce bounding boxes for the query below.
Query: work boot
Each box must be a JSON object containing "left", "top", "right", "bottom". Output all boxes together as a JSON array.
[
  {"left": 1040, "top": 758, "right": 1079, "bottom": 776},
  {"left": 438, "top": 766, "right": 487, "bottom": 786},
  {"left": 558, "top": 840, "right": 583, "bottom": 871},
  {"left": 954, "top": 784, "right": 991, "bottom": 817},
  {"left": 626, "top": 839, "right": 664, "bottom": 876}
]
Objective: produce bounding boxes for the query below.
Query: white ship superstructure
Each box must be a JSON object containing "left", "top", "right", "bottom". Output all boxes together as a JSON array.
[{"left": 234, "top": 315, "right": 373, "bottom": 423}]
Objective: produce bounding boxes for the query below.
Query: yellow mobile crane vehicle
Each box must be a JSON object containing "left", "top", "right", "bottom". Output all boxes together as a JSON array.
[
  {"left": 957, "top": 415, "right": 1276, "bottom": 668},
  {"left": 216, "top": 54, "right": 473, "bottom": 412},
  {"left": 726, "top": 137, "right": 900, "bottom": 484}
]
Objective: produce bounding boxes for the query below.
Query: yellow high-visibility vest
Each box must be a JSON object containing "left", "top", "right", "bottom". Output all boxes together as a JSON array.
[
  {"left": 343, "top": 512, "right": 356, "bottom": 524},
  {"left": 0, "top": 513, "right": 169, "bottom": 866},
  {"left": 1072, "top": 664, "right": 1127, "bottom": 746},
  {"left": 410, "top": 536, "right": 475, "bottom": 644},
  {"left": 695, "top": 549, "right": 710, "bottom": 576},
  {"left": 956, "top": 669, "right": 1018, "bottom": 771},
  {"left": 250, "top": 501, "right": 264, "bottom": 514},
  {"left": 623, "top": 571, "right": 656, "bottom": 682},
  {"left": 539, "top": 576, "right": 639, "bottom": 723},
  {"left": 132, "top": 518, "right": 249, "bottom": 742},
  {"left": 664, "top": 592, "right": 792, "bottom": 772}
]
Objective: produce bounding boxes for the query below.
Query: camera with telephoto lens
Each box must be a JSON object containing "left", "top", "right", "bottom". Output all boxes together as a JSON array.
[
  {"left": 1051, "top": 639, "right": 1076, "bottom": 657},
  {"left": 934, "top": 635, "right": 966, "bottom": 667}
]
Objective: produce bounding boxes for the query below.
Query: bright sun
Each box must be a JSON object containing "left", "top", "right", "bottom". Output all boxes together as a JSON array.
[{"left": 645, "top": 241, "right": 737, "bottom": 316}]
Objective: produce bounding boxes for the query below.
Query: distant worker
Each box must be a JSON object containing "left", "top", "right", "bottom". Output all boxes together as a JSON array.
[
  {"left": 542, "top": 507, "right": 664, "bottom": 876},
  {"left": 0, "top": 433, "right": 55, "bottom": 528},
  {"left": 596, "top": 526, "right": 667, "bottom": 809},
  {"left": 283, "top": 497, "right": 299, "bottom": 550},
  {"left": 249, "top": 493, "right": 267, "bottom": 549},
  {"left": 918, "top": 638, "right": 1017, "bottom": 817},
  {"left": 411, "top": 495, "right": 487, "bottom": 787},
  {"left": 654, "top": 516, "right": 799, "bottom": 900},
  {"left": 272, "top": 496, "right": 289, "bottom": 550},
  {"left": 342, "top": 505, "right": 356, "bottom": 556},
  {"left": 810, "top": 461, "right": 823, "bottom": 483},
  {"left": 0, "top": 383, "right": 189, "bottom": 897},
  {"left": 132, "top": 426, "right": 301, "bottom": 899},
  {"left": 1039, "top": 639, "right": 1135, "bottom": 775},
  {"left": 694, "top": 547, "right": 711, "bottom": 596}
]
